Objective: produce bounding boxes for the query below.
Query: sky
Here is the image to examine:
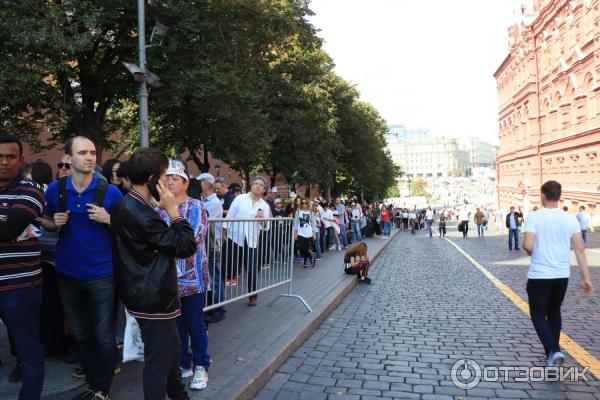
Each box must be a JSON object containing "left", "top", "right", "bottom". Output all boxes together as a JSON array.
[{"left": 308, "top": 0, "right": 521, "bottom": 145}]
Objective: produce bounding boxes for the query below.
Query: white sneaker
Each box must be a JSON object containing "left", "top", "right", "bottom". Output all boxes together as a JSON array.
[
  {"left": 547, "top": 351, "right": 565, "bottom": 367},
  {"left": 181, "top": 367, "right": 193, "bottom": 378},
  {"left": 190, "top": 366, "right": 208, "bottom": 390}
]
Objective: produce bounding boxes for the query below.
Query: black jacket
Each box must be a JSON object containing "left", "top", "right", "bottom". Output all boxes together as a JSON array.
[
  {"left": 505, "top": 212, "right": 523, "bottom": 229},
  {"left": 110, "top": 191, "right": 196, "bottom": 318}
]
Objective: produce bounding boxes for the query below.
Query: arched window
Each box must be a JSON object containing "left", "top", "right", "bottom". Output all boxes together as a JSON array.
[
  {"left": 541, "top": 98, "right": 551, "bottom": 139},
  {"left": 583, "top": 72, "right": 596, "bottom": 124},
  {"left": 554, "top": 91, "right": 562, "bottom": 138}
]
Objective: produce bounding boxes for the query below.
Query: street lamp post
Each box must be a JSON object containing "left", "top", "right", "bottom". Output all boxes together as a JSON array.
[
  {"left": 137, "top": 0, "right": 149, "bottom": 148},
  {"left": 129, "top": 3, "right": 171, "bottom": 147}
]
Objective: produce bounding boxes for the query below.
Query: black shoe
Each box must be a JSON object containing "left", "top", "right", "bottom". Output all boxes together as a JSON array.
[
  {"left": 206, "top": 313, "right": 225, "bottom": 324},
  {"left": 358, "top": 278, "right": 369, "bottom": 285},
  {"left": 9, "top": 363, "right": 22, "bottom": 382},
  {"left": 515, "top": 247, "right": 520, "bottom": 250},
  {"left": 311, "top": 255, "right": 316, "bottom": 268},
  {"left": 71, "top": 389, "right": 95, "bottom": 400},
  {"left": 363, "top": 277, "right": 372, "bottom": 284},
  {"left": 303, "top": 264, "right": 309, "bottom": 268}
]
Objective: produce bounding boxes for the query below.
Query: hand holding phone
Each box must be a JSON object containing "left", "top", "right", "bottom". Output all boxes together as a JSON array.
[
  {"left": 151, "top": 179, "right": 178, "bottom": 218},
  {"left": 147, "top": 175, "right": 161, "bottom": 201}
]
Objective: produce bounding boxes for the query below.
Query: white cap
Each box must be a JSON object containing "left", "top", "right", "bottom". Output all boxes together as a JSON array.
[
  {"left": 197, "top": 172, "right": 215, "bottom": 185},
  {"left": 166, "top": 159, "right": 188, "bottom": 181}
]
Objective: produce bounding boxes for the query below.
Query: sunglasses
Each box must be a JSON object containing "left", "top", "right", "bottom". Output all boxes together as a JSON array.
[
  {"left": 302, "top": 202, "right": 309, "bottom": 205},
  {"left": 57, "top": 162, "right": 71, "bottom": 170}
]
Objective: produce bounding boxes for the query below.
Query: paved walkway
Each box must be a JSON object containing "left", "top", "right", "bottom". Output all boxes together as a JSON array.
[
  {"left": 25, "top": 230, "right": 398, "bottom": 399},
  {"left": 258, "top": 225, "right": 600, "bottom": 399}
]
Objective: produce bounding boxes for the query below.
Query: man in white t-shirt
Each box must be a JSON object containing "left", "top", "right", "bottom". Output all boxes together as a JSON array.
[
  {"left": 523, "top": 180, "right": 593, "bottom": 367},
  {"left": 408, "top": 210, "right": 417, "bottom": 234},
  {"left": 576, "top": 206, "right": 590, "bottom": 245},
  {"left": 425, "top": 207, "right": 434, "bottom": 237}
]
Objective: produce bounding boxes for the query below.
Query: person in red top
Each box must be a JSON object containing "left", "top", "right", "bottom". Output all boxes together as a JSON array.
[
  {"left": 0, "top": 134, "right": 46, "bottom": 400},
  {"left": 380, "top": 205, "right": 390, "bottom": 238}
]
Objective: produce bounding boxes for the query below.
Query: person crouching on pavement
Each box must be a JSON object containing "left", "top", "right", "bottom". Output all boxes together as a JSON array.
[
  {"left": 344, "top": 242, "right": 371, "bottom": 285},
  {"left": 158, "top": 160, "right": 210, "bottom": 391},
  {"left": 110, "top": 148, "right": 197, "bottom": 400}
]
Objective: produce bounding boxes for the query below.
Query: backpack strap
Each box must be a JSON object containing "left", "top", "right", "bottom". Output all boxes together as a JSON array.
[
  {"left": 93, "top": 179, "right": 109, "bottom": 207},
  {"left": 57, "top": 176, "right": 69, "bottom": 213}
]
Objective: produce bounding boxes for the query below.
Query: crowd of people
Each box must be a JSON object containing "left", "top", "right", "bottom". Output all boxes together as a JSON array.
[
  {"left": 1, "top": 132, "right": 596, "bottom": 399},
  {"left": 0, "top": 134, "right": 392, "bottom": 400}
]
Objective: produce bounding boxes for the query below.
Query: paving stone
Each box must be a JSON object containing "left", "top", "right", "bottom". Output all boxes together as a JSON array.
[{"left": 259, "top": 228, "right": 600, "bottom": 400}]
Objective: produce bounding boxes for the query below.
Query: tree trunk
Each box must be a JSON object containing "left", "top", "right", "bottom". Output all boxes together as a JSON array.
[{"left": 241, "top": 167, "right": 251, "bottom": 192}]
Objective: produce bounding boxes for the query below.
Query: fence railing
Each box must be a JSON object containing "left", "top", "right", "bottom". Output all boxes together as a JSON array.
[{"left": 204, "top": 217, "right": 312, "bottom": 312}]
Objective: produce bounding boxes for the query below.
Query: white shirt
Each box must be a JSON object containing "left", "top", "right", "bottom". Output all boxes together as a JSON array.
[
  {"left": 351, "top": 208, "right": 362, "bottom": 221},
  {"left": 226, "top": 193, "right": 271, "bottom": 248},
  {"left": 524, "top": 208, "right": 581, "bottom": 279},
  {"left": 576, "top": 212, "right": 589, "bottom": 230},
  {"left": 202, "top": 192, "right": 224, "bottom": 246},
  {"left": 425, "top": 210, "right": 434, "bottom": 220},
  {"left": 459, "top": 210, "right": 469, "bottom": 221},
  {"left": 409, "top": 212, "right": 416, "bottom": 220},
  {"left": 322, "top": 209, "right": 333, "bottom": 228},
  {"left": 509, "top": 213, "right": 518, "bottom": 229},
  {"left": 294, "top": 210, "right": 314, "bottom": 238}
]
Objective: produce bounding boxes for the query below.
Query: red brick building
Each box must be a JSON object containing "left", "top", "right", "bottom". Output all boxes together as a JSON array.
[{"left": 494, "top": 0, "right": 600, "bottom": 226}]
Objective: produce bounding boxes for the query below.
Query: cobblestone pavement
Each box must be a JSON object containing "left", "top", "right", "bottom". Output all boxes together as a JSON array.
[
  {"left": 257, "top": 226, "right": 600, "bottom": 400},
  {"left": 443, "top": 224, "right": 600, "bottom": 362}
]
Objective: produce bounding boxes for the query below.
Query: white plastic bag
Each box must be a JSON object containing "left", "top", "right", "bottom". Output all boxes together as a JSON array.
[{"left": 123, "top": 310, "right": 145, "bottom": 363}]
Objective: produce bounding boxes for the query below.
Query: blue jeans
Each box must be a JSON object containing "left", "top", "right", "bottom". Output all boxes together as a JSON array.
[
  {"left": 208, "top": 257, "right": 226, "bottom": 316},
  {"left": 509, "top": 228, "right": 519, "bottom": 249},
  {"left": 176, "top": 292, "right": 210, "bottom": 370},
  {"left": 338, "top": 222, "right": 349, "bottom": 247},
  {"left": 0, "top": 286, "right": 44, "bottom": 400},
  {"left": 57, "top": 274, "right": 116, "bottom": 392},
  {"left": 426, "top": 220, "right": 433, "bottom": 237},
  {"left": 351, "top": 221, "right": 362, "bottom": 241},
  {"left": 477, "top": 223, "right": 484, "bottom": 236},
  {"left": 581, "top": 230, "right": 587, "bottom": 245},
  {"left": 383, "top": 221, "right": 391, "bottom": 236},
  {"left": 314, "top": 236, "right": 322, "bottom": 259}
]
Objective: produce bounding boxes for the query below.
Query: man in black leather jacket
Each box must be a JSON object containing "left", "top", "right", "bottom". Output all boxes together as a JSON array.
[{"left": 110, "top": 148, "right": 196, "bottom": 400}]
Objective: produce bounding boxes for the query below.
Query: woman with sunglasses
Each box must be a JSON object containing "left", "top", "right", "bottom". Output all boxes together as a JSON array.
[
  {"left": 294, "top": 198, "right": 317, "bottom": 268},
  {"left": 56, "top": 154, "right": 71, "bottom": 179}
]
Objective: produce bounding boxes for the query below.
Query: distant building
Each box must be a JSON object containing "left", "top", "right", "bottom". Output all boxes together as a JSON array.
[
  {"left": 387, "top": 125, "right": 430, "bottom": 142},
  {"left": 386, "top": 137, "right": 468, "bottom": 178},
  {"left": 457, "top": 137, "right": 499, "bottom": 169},
  {"left": 494, "top": 0, "right": 600, "bottom": 222}
]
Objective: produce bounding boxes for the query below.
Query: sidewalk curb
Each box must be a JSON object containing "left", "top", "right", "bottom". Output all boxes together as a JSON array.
[{"left": 228, "top": 230, "right": 401, "bottom": 400}]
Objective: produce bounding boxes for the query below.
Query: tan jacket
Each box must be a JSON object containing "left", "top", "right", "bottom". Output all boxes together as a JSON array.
[{"left": 474, "top": 211, "right": 485, "bottom": 224}]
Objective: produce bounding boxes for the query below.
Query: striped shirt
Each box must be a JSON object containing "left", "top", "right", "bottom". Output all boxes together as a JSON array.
[{"left": 0, "top": 175, "right": 45, "bottom": 292}]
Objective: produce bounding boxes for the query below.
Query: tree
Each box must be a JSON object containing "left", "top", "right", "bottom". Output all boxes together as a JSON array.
[
  {"left": 410, "top": 178, "right": 429, "bottom": 197},
  {"left": 1, "top": 1, "right": 140, "bottom": 157}
]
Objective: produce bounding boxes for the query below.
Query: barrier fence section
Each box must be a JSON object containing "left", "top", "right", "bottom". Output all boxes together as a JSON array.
[{"left": 203, "top": 217, "right": 312, "bottom": 312}]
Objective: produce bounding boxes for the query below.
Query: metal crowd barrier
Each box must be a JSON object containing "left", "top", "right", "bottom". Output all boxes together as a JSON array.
[{"left": 203, "top": 217, "right": 312, "bottom": 312}]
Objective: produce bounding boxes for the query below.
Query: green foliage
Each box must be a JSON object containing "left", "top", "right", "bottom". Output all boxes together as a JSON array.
[
  {"left": 410, "top": 178, "right": 429, "bottom": 197},
  {"left": 385, "top": 185, "right": 401, "bottom": 199},
  {"left": 0, "top": 0, "right": 398, "bottom": 196}
]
